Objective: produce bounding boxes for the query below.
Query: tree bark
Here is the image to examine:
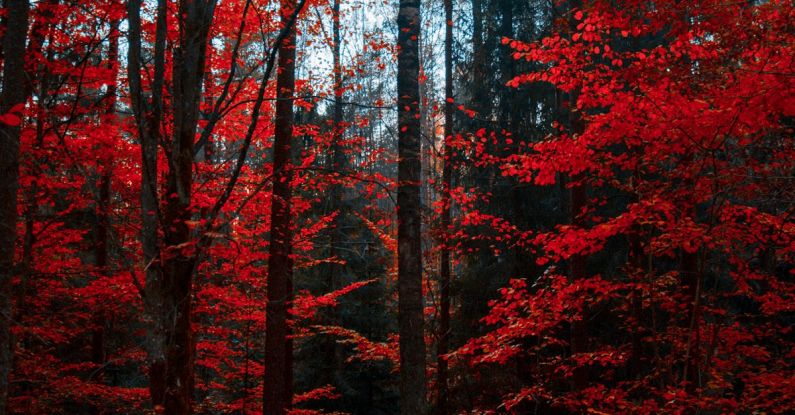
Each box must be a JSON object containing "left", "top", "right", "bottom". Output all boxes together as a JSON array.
[
  {"left": 126, "top": 0, "right": 165, "bottom": 409},
  {"left": 569, "top": 178, "right": 588, "bottom": 390},
  {"left": 397, "top": 0, "right": 426, "bottom": 414},
  {"left": 498, "top": 0, "right": 514, "bottom": 128},
  {"left": 90, "top": 18, "right": 120, "bottom": 394},
  {"left": 0, "top": 2, "right": 30, "bottom": 413},
  {"left": 331, "top": 0, "right": 344, "bottom": 177},
  {"left": 160, "top": 1, "right": 216, "bottom": 413},
  {"left": 90, "top": 29, "right": 117, "bottom": 394},
  {"left": 627, "top": 227, "right": 644, "bottom": 380},
  {"left": 127, "top": 1, "right": 216, "bottom": 413},
  {"left": 680, "top": 242, "right": 701, "bottom": 390},
  {"left": 322, "top": 0, "right": 345, "bottom": 389},
  {"left": 470, "top": 0, "right": 485, "bottom": 119},
  {"left": 436, "top": 0, "right": 453, "bottom": 413},
  {"left": 568, "top": 90, "right": 588, "bottom": 391},
  {"left": 264, "top": 0, "right": 298, "bottom": 413}
]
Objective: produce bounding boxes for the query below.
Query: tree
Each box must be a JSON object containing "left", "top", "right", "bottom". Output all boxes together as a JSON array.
[
  {"left": 458, "top": 0, "right": 795, "bottom": 413},
  {"left": 436, "top": 0, "right": 454, "bottom": 413},
  {"left": 127, "top": 0, "right": 218, "bottom": 412},
  {"left": 264, "top": 0, "right": 300, "bottom": 412},
  {"left": 126, "top": 0, "right": 304, "bottom": 411},
  {"left": 0, "top": 2, "right": 30, "bottom": 413},
  {"left": 396, "top": 0, "right": 426, "bottom": 414}
]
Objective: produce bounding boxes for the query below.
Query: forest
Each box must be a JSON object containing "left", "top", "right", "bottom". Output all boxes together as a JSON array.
[{"left": 0, "top": 0, "right": 792, "bottom": 413}]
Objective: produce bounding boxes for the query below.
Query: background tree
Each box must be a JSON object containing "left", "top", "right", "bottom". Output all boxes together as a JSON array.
[
  {"left": 435, "top": 0, "right": 453, "bottom": 413},
  {"left": 0, "top": 1, "right": 30, "bottom": 413},
  {"left": 263, "top": 0, "right": 300, "bottom": 412},
  {"left": 396, "top": 0, "right": 427, "bottom": 414}
]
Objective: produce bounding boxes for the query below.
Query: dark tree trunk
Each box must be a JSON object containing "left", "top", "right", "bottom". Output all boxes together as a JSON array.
[
  {"left": 680, "top": 246, "right": 701, "bottom": 390},
  {"left": 263, "top": 0, "right": 298, "bottom": 413},
  {"left": 436, "top": 0, "right": 453, "bottom": 414},
  {"left": 397, "top": 0, "right": 426, "bottom": 414},
  {"left": 331, "top": 0, "right": 344, "bottom": 177},
  {"left": 498, "top": 0, "right": 514, "bottom": 128},
  {"left": 160, "top": 1, "right": 216, "bottom": 413},
  {"left": 322, "top": 0, "right": 345, "bottom": 389},
  {"left": 90, "top": 18, "right": 119, "bottom": 396},
  {"left": 127, "top": 0, "right": 165, "bottom": 409},
  {"left": 470, "top": 0, "right": 485, "bottom": 119},
  {"left": 627, "top": 228, "right": 644, "bottom": 380},
  {"left": 0, "top": 2, "right": 30, "bottom": 413},
  {"left": 127, "top": 0, "right": 216, "bottom": 413},
  {"left": 90, "top": 171, "right": 110, "bottom": 415},
  {"left": 568, "top": 92, "right": 588, "bottom": 392},
  {"left": 569, "top": 179, "right": 588, "bottom": 390},
  {"left": 498, "top": 0, "right": 526, "bottom": 278}
]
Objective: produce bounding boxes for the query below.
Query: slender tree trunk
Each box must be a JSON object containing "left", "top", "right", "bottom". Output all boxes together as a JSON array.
[
  {"left": 90, "top": 18, "right": 120, "bottom": 394},
  {"left": 90, "top": 171, "right": 110, "bottom": 415},
  {"left": 264, "top": 0, "right": 298, "bottom": 413},
  {"left": 626, "top": 228, "right": 644, "bottom": 379},
  {"left": 126, "top": 0, "right": 166, "bottom": 408},
  {"left": 331, "top": 0, "right": 344, "bottom": 177},
  {"left": 436, "top": 0, "right": 453, "bottom": 414},
  {"left": 678, "top": 150, "right": 700, "bottom": 389},
  {"left": 499, "top": 0, "right": 514, "bottom": 128},
  {"left": 569, "top": 180, "right": 588, "bottom": 389},
  {"left": 0, "top": 2, "right": 30, "bottom": 413},
  {"left": 470, "top": 0, "right": 485, "bottom": 118},
  {"left": 680, "top": 244, "right": 701, "bottom": 390},
  {"left": 626, "top": 164, "right": 646, "bottom": 380},
  {"left": 90, "top": 47, "right": 115, "bottom": 395},
  {"left": 676, "top": 8, "right": 702, "bottom": 392},
  {"left": 397, "top": 0, "right": 426, "bottom": 414},
  {"left": 322, "top": 0, "right": 345, "bottom": 389},
  {"left": 498, "top": 0, "right": 526, "bottom": 278},
  {"left": 568, "top": 92, "right": 587, "bottom": 392}
]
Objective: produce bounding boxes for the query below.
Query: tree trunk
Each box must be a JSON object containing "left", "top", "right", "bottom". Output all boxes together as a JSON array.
[
  {"left": 680, "top": 246, "right": 701, "bottom": 390},
  {"left": 0, "top": 2, "right": 30, "bottom": 413},
  {"left": 331, "top": 0, "right": 344, "bottom": 177},
  {"left": 498, "top": 0, "right": 514, "bottom": 128},
  {"left": 90, "top": 171, "right": 110, "bottom": 415},
  {"left": 90, "top": 18, "right": 120, "bottom": 396},
  {"left": 470, "top": 0, "right": 485, "bottom": 119},
  {"left": 126, "top": 0, "right": 165, "bottom": 409},
  {"left": 322, "top": 0, "right": 345, "bottom": 390},
  {"left": 127, "top": 0, "right": 216, "bottom": 412},
  {"left": 627, "top": 228, "right": 645, "bottom": 380},
  {"left": 569, "top": 179, "right": 588, "bottom": 390},
  {"left": 397, "top": 0, "right": 426, "bottom": 414},
  {"left": 159, "top": 1, "right": 216, "bottom": 413},
  {"left": 91, "top": 32, "right": 116, "bottom": 387},
  {"left": 264, "top": 0, "right": 297, "bottom": 413},
  {"left": 436, "top": 0, "right": 453, "bottom": 414},
  {"left": 568, "top": 91, "right": 588, "bottom": 391}
]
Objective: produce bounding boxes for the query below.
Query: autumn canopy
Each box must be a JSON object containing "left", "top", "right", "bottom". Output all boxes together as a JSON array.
[{"left": 0, "top": 0, "right": 792, "bottom": 414}]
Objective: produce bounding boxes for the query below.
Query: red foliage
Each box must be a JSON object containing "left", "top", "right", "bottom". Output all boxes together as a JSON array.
[{"left": 456, "top": 0, "right": 795, "bottom": 413}]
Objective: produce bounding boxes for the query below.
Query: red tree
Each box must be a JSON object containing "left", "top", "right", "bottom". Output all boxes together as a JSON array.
[{"left": 458, "top": 0, "right": 795, "bottom": 413}]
